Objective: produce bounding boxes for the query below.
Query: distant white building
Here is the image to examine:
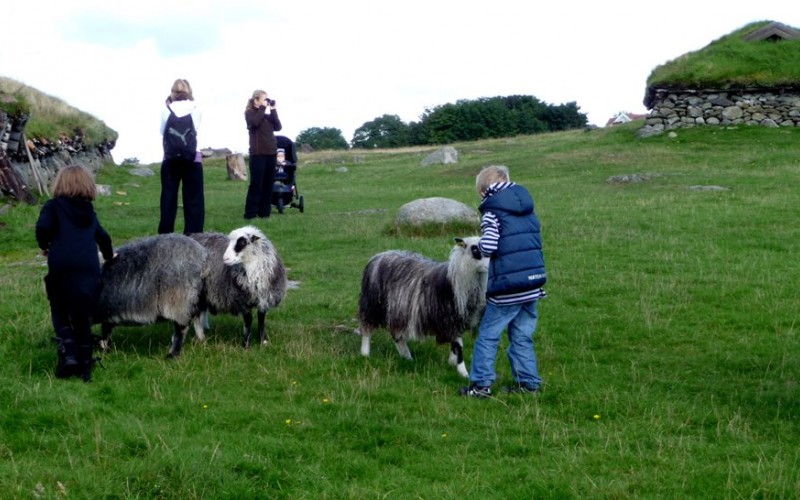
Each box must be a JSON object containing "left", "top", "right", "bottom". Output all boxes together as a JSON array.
[{"left": 605, "top": 111, "right": 647, "bottom": 127}]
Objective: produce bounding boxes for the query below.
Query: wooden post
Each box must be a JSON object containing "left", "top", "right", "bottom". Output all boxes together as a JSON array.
[
  {"left": 22, "top": 133, "right": 48, "bottom": 196},
  {"left": 226, "top": 153, "right": 248, "bottom": 181}
]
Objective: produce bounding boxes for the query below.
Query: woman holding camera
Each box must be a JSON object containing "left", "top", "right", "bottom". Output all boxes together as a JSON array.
[{"left": 243, "top": 90, "right": 282, "bottom": 219}]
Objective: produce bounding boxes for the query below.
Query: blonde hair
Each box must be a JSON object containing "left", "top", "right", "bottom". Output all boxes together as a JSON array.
[
  {"left": 169, "top": 79, "right": 194, "bottom": 102},
  {"left": 476, "top": 165, "right": 510, "bottom": 194},
  {"left": 52, "top": 165, "right": 96, "bottom": 200},
  {"left": 246, "top": 89, "right": 267, "bottom": 112}
]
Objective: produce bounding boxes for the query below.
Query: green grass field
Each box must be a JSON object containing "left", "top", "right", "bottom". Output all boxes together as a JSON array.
[{"left": 1, "top": 124, "right": 798, "bottom": 498}]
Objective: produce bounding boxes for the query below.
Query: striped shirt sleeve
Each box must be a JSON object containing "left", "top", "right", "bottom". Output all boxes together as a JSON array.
[{"left": 479, "top": 211, "right": 500, "bottom": 256}]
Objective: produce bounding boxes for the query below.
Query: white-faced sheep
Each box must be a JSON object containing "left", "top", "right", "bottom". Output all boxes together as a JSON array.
[
  {"left": 358, "top": 237, "right": 489, "bottom": 378},
  {"left": 95, "top": 233, "right": 208, "bottom": 357},
  {"left": 191, "top": 226, "right": 287, "bottom": 348}
]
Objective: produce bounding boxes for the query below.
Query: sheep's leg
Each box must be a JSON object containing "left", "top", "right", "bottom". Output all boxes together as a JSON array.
[
  {"left": 394, "top": 337, "right": 413, "bottom": 360},
  {"left": 98, "top": 322, "right": 113, "bottom": 353},
  {"left": 450, "top": 337, "right": 469, "bottom": 378},
  {"left": 193, "top": 311, "right": 208, "bottom": 342},
  {"left": 359, "top": 327, "right": 371, "bottom": 357},
  {"left": 168, "top": 322, "right": 187, "bottom": 358},
  {"left": 242, "top": 311, "right": 253, "bottom": 349},
  {"left": 257, "top": 310, "right": 267, "bottom": 346}
]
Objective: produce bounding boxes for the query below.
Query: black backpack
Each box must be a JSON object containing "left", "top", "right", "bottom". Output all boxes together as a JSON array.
[{"left": 162, "top": 106, "right": 197, "bottom": 161}]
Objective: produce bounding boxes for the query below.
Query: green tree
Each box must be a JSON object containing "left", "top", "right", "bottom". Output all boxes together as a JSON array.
[
  {"left": 351, "top": 114, "right": 410, "bottom": 148},
  {"left": 296, "top": 127, "right": 349, "bottom": 150},
  {"left": 414, "top": 95, "right": 586, "bottom": 144}
]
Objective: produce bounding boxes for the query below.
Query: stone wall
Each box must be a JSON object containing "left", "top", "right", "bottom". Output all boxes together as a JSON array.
[
  {"left": 641, "top": 88, "right": 800, "bottom": 135},
  {"left": 1, "top": 110, "right": 113, "bottom": 202}
]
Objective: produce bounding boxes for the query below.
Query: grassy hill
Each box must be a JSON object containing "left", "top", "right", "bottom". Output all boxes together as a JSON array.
[
  {"left": 646, "top": 20, "right": 800, "bottom": 90},
  {"left": 0, "top": 76, "right": 117, "bottom": 146},
  {"left": 0, "top": 125, "right": 798, "bottom": 497}
]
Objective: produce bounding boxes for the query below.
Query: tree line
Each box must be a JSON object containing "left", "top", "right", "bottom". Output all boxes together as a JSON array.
[{"left": 295, "top": 95, "right": 587, "bottom": 150}]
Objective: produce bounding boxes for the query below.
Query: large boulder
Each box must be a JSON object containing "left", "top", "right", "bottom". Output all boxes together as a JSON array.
[
  {"left": 395, "top": 197, "right": 479, "bottom": 226},
  {"left": 420, "top": 147, "right": 459, "bottom": 166}
]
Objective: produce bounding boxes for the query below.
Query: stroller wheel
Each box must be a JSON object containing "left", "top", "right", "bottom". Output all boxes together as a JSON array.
[
  {"left": 299, "top": 195, "right": 304, "bottom": 213},
  {"left": 277, "top": 197, "right": 285, "bottom": 214}
]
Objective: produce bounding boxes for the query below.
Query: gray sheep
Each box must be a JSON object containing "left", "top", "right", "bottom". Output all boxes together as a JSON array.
[
  {"left": 358, "top": 237, "right": 489, "bottom": 378},
  {"left": 95, "top": 233, "right": 208, "bottom": 357},
  {"left": 191, "top": 226, "right": 287, "bottom": 348}
]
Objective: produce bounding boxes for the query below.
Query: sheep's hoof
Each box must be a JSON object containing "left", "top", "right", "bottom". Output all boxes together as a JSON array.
[
  {"left": 165, "top": 352, "right": 180, "bottom": 359},
  {"left": 448, "top": 352, "right": 458, "bottom": 366},
  {"left": 457, "top": 363, "right": 469, "bottom": 379}
]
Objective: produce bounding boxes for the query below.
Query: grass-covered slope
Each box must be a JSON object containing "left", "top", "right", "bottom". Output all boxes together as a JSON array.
[
  {"left": 0, "top": 76, "right": 117, "bottom": 146},
  {"left": 0, "top": 126, "right": 798, "bottom": 497},
  {"left": 645, "top": 20, "right": 800, "bottom": 103}
]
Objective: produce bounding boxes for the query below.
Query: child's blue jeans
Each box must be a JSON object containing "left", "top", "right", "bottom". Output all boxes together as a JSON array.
[{"left": 469, "top": 300, "right": 542, "bottom": 388}]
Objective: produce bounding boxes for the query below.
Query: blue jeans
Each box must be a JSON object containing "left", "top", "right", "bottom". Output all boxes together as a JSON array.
[{"left": 469, "top": 300, "right": 542, "bottom": 388}]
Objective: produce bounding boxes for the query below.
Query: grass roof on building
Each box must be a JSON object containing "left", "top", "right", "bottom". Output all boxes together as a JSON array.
[{"left": 644, "top": 21, "right": 800, "bottom": 106}]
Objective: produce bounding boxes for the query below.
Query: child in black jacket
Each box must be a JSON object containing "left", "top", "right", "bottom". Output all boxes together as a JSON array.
[{"left": 36, "top": 165, "right": 114, "bottom": 381}]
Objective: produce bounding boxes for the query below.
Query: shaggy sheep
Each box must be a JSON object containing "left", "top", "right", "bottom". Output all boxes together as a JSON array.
[
  {"left": 95, "top": 233, "right": 208, "bottom": 357},
  {"left": 358, "top": 237, "right": 489, "bottom": 378},
  {"left": 191, "top": 226, "right": 287, "bottom": 347}
]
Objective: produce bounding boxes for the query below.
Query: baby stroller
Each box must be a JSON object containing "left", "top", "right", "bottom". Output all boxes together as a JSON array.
[{"left": 271, "top": 135, "right": 304, "bottom": 214}]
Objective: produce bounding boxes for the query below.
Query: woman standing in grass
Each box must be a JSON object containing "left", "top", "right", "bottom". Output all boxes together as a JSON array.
[
  {"left": 243, "top": 89, "right": 282, "bottom": 219},
  {"left": 158, "top": 78, "right": 204, "bottom": 234},
  {"left": 36, "top": 165, "right": 115, "bottom": 382}
]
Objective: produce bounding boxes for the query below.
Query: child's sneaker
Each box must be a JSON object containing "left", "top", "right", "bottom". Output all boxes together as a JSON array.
[
  {"left": 460, "top": 385, "right": 492, "bottom": 398},
  {"left": 503, "top": 383, "right": 541, "bottom": 394}
]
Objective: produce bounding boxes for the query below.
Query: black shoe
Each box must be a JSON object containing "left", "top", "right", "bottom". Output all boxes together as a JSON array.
[
  {"left": 54, "top": 356, "right": 79, "bottom": 379},
  {"left": 503, "top": 383, "right": 541, "bottom": 394},
  {"left": 53, "top": 336, "right": 79, "bottom": 379},
  {"left": 78, "top": 344, "right": 99, "bottom": 383},
  {"left": 460, "top": 385, "right": 492, "bottom": 398}
]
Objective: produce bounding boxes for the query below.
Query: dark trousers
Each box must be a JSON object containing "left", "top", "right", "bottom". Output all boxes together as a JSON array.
[
  {"left": 158, "top": 157, "right": 205, "bottom": 234},
  {"left": 45, "top": 274, "right": 95, "bottom": 360},
  {"left": 50, "top": 293, "right": 93, "bottom": 345},
  {"left": 244, "top": 154, "right": 277, "bottom": 218}
]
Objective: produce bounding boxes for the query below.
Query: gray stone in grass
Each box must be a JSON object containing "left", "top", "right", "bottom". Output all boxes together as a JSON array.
[
  {"left": 129, "top": 167, "right": 155, "bottom": 177},
  {"left": 688, "top": 185, "right": 729, "bottom": 191},
  {"left": 395, "top": 197, "right": 479, "bottom": 226},
  {"left": 420, "top": 147, "right": 459, "bottom": 166}
]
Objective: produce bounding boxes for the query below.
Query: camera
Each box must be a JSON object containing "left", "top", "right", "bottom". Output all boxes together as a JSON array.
[{"left": 267, "top": 98, "right": 276, "bottom": 106}]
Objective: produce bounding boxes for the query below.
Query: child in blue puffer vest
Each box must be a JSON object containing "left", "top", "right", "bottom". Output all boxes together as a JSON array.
[{"left": 461, "top": 165, "right": 547, "bottom": 398}]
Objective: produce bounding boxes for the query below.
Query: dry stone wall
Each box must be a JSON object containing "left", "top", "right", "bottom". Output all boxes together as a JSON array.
[
  {"left": 641, "top": 88, "right": 800, "bottom": 136},
  {"left": 1, "top": 110, "right": 113, "bottom": 202}
]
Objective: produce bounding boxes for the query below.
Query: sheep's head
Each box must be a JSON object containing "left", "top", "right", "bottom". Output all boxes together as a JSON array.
[
  {"left": 223, "top": 226, "right": 266, "bottom": 265},
  {"left": 453, "top": 237, "right": 489, "bottom": 274}
]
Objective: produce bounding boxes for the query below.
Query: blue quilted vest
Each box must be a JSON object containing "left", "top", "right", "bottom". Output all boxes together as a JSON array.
[{"left": 480, "top": 185, "right": 547, "bottom": 296}]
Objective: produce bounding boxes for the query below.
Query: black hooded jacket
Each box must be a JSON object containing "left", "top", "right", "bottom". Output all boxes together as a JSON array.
[{"left": 36, "top": 196, "right": 113, "bottom": 299}]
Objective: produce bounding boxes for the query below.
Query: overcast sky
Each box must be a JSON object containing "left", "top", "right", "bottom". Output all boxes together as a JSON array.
[{"left": 2, "top": 1, "right": 798, "bottom": 164}]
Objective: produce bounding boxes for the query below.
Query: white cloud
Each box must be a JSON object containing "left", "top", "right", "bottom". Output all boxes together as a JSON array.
[{"left": 2, "top": 0, "right": 798, "bottom": 163}]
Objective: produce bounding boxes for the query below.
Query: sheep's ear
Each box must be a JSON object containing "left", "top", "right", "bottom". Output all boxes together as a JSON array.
[{"left": 454, "top": 238, "right": 466, "bottom": 247}]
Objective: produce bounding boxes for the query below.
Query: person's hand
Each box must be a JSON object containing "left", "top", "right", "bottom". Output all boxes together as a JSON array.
[{"left": 41, "top": 249, "right": 48, "bottom": 257}]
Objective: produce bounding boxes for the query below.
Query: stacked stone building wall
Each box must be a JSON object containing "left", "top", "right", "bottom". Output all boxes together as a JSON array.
[{"left": 643, "top": 89, "right": 800, "bottom": 134}]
